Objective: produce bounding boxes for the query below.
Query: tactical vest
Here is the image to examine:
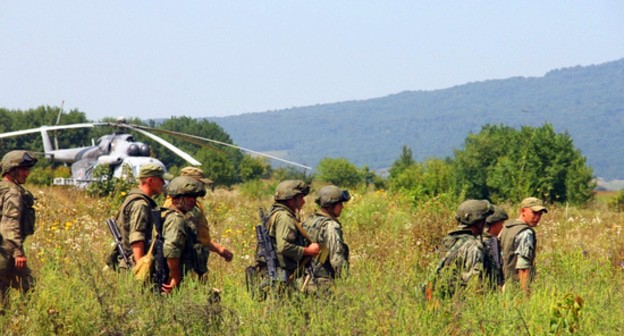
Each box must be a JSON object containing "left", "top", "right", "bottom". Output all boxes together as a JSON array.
[
  {"left": 500, "top": 220, "right": 536, "bottom": 281},
  {"left": 115, "top": 191, "right": 157, "bottom": 252},
  {"left": 0, "top": 180, "right": 36, "bottom": 240},
  {"left": 267, "top": 204, "right": 307, "bottom": 273}
]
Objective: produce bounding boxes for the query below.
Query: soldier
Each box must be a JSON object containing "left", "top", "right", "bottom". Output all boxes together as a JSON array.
[
  {"left": 162, "top": 167, "right": 233, "bottom": 279},
  {"left": 161, "top": 176, "right": 206, "bottom": 293},
  {"left": 483, "top": 205, "right": 508, "bottom": 289},
  {"left": 0, "top": 150, "right": 38, "bottom": 308},
  {"left": 302, "top": 185, "right": 351, "bottom": 290},
  {"left": 425, "top": 199, "right": 494, "bottom": 299},
  {"left": 269, "top": 180, "right": 319, "bottom": 284},
  {"left": 500, "top": 197, "right": 547, "bottom": 295},
  {"left": 107, "top": 163, "right": 171, "bottom": 270}
]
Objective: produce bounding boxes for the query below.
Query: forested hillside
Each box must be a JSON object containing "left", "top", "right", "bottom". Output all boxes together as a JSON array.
[{"left": 209, "top": 58, "right": 624, "bottom": 180}]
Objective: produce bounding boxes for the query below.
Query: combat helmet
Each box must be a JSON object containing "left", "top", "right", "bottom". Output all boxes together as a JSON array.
[
  {"left": 455, "top": 199, "right": 494, "bottom": 226},
  {"left": 274, "top": 180, "right": 310, "bottom": 201},
  {"left": 166, "top": 176, "right": 206, "bottom": 198},
  {"left": 1, "top": 150, "right": 38, "bottom": 176},
  {"left": 486, "top": 205, "right": 508, "bottom": 226},
  {"left": 315, "top": 185, "right": 351, "bottom": 208}
]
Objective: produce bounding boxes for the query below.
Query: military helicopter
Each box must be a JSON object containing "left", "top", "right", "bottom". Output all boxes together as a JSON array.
[{"left": 0, "top": 118, "right": 310, "bottom": 186}]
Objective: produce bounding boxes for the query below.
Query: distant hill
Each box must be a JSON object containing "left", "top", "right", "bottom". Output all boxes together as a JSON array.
[{"left": 208, "top": 58, "right": 624, "bottom": 180}]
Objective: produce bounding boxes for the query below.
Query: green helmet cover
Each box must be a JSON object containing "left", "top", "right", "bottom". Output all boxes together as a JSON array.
[
  {"left": 455, "top": 199, "right": 494, "bottom": 226},
  {"left": 1, "top": 150, "right": 38, "bottom": 176},
  {"left": 274, "top": 180, "right": 310, "bottom": 201},
  {"left": 315, "top": 185, "right": 351, "bottom": 207},
  {"left": 166, "top": 176, "right": 206, "bottom": 198}
]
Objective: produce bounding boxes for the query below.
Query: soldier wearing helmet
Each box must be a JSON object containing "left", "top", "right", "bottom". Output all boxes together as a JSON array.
[
  {"left": 0, "top": 150, "right": 38, "bottom": 308},
  {"left": 425, "top": 199, "right": 494, "bottom": 299},
  {"left": 268, "top": 180, "right": 319, "bottom": 284},
  {"left": 483, "top": 205, "right": 509, "bottom": 289},
  {"left": 302, "top": 185, "right": 351, "bottom": 289},
  {"left": 500, "top": 197, "right": 548, "bottom": 294},
  {"left": 107, "top": 163, "right": 171, "bottom": 271},
  {"left": 162, "top": 167, "right": 233, "bottom": 280},
  {"left": 161, "top": 176, "right": 207, "bottom": 293}
]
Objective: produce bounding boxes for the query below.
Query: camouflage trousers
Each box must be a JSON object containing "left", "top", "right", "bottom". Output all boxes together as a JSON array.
[{"left": 0, "top": 249, "right": 34, "bottom": 308}]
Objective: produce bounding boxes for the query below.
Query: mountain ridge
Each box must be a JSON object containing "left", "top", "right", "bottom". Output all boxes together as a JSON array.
[{"left": 208, "top": 58, "right": 624, "bottom": 180}]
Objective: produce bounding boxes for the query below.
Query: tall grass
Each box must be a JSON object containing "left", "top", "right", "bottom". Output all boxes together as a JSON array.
[{"left": 1, "top": 184, "right": 624, "bottom": 335}]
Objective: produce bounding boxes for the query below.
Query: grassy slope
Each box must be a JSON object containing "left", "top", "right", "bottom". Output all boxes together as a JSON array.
[{"left": 1, "top": 184, "right": 624, "bottom": 335}]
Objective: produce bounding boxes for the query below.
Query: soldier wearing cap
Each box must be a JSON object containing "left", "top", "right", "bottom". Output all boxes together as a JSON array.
[
  {"left": 302, "top": 185, "right": 351, "bottom": 289},
  {"left": 107, "top": 163, "right": 171, "bottom": 270},
  {"left": 0, "top": 150, "right": 38, "bottom": 307},
  {"left": 161, "top": 176, "right": 206, "bottom": 293},
  {"left": 500, "top": 197, "right": 548, "bottom": 294},
  {"left": 162, "top": 167, "right": 232, "bottom": 279},
  {"left": 269, "top": 180, "right": 319, "bottom": 283},
  {"left": 425, "top": 199, "right": 494, "bottom": 299},
  {"left": 483, "top": 205, "right": 508, "bottom": 289}
]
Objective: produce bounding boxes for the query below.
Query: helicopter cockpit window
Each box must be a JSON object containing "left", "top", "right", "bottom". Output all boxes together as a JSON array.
[
  {"left": 128, "top": 144, "right": 140, "bottom": 156},
  {"left": 140, "top": 144, "right": 151, "bottom": 157}
]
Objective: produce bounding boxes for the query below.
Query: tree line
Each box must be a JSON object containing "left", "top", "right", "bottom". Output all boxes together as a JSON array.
[{"left": 1, "top": 106, "right": 596, "bottom": 205}]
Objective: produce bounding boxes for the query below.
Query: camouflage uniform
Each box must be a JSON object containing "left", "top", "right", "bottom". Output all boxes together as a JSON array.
[
  {"left": 112, "top": 189, "right": 157, "bottom": 269},
  {"left": 482, "top": 205, "right": 508, "bottom": 288},
  {"left": 303, "top": 211, "right": 349, "bottom": 279},
  {"left": 161, "top": 176, "right": 206, "bottom": 288},
  {"left": 107, "top": 163, "right": 170, "bottom": 270},
  {"left": 0, "top": 150, "right": 37, "bottom": 306},
  {"left": 426, "top": 199, "right": 494, "bottom": 298},
  {"left": 163, "top": 198, "right": 209, "bottom": 277},
  {"left": 501, "top": 219, "right": 537, "bottom": 282},
  {"left": 500, "top": 197, "right": 546, "bottom": 286},
  {"left": 269, "top": 202, "right": 307, "bottom": 280},
  {"left": 162, "top": 209, "right": 200, "bottom": 278}
]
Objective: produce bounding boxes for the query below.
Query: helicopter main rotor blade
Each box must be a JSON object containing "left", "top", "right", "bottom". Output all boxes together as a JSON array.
[
  {"left": 117, "top": 124, "right": 202, "bottom": 166},
  {"left": 131, "top": 124, "right": 312, "bottom": 170},
  {"left": 0, "top": 123, "right": 98, "bottom": 139}
]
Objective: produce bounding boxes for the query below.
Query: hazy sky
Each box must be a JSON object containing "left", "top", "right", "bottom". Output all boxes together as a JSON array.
[{"left": 2, "top": 1, "right": 623, "bottom": 121}]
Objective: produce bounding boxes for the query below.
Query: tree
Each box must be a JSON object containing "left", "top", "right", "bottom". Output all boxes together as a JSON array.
[
  {"left": 239, "top": 156, "right": 271, "bottom": 182},
  {"left": 315, "top": 157, "right": 362, "bottom": 188},
  {"left": 453, "top": 124, "right": 594, "bottom": 204}
]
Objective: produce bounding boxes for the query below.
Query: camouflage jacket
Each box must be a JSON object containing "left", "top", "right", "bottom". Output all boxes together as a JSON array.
[
  {"left": 0, "top": 180, "right": 35, "bottom": 258},
  {"left": 431, "top": 228, "right": 486, "bottom": 297},
  {"left": 268, "top": 203, "right": 306, "bottom": 273},
  {"left": 302, "top": 211, "right": 349, "bottom": 279},
  {"left": 115, "top": 189, "right": 157, "bottom": 255},
  {"left": 162, "top": 208, "right": 200, "bottom": 277}
]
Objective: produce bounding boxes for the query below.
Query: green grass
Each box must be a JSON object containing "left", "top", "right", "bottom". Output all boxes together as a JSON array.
[{"left": 1, "top": 184, "right": 624, "bottom": 335}]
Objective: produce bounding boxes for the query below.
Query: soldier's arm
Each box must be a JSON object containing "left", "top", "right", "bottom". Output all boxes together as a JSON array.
[
  {"left": 0, "top": 189, "right": 26, "bottom": 258},
  {"left": 163, "top": 215, "right": 187, "bottom": 291},
  {"left": 274, "top": 214, "right": 304, "bottom": 262},
  {"left": 128, "top": 200, "right": 151, "bottom": 261}
]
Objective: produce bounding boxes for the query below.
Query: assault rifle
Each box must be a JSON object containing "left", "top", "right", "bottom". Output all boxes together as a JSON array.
[
  {"left": 151, "top": 208, "right": 167, "bottom": 294},
  {"left": 106, "top": 218, "right": 131, "bottom": 268},
  {"left": 256, "top": 208, "right": 278, "bottom": 281}
]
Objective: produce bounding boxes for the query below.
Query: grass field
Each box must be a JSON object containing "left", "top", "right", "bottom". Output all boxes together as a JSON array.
[{"left": 1, "top": 183, "right": 624, "bottom": 335}]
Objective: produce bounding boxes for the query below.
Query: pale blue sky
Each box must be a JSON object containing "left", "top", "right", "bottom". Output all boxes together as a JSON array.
[{"left": 1, "top": 1, "right": 623, "bottom": 121}]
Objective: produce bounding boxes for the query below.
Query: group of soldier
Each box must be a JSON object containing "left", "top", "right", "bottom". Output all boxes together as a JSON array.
[
  {"left": 426, "top": 197, "right": 547, "bottom": 299},
  {"left": 0, "top": 147, "right": 544, "bottom": 309}
]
